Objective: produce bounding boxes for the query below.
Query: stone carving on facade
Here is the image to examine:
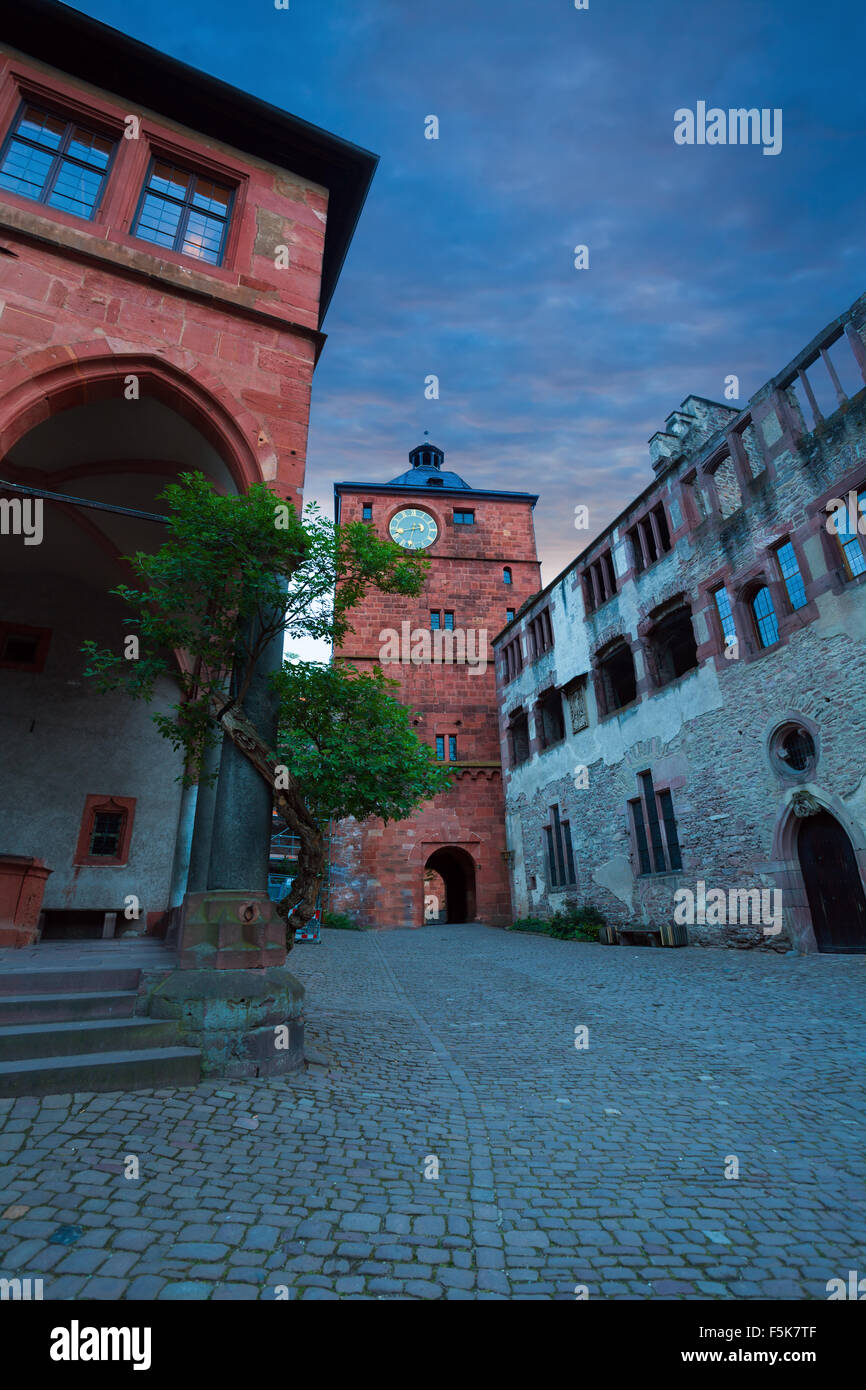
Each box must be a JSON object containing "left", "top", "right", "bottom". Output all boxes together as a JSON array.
[{"left": 791, "top": 791, "right": 823, "bottom": 818}]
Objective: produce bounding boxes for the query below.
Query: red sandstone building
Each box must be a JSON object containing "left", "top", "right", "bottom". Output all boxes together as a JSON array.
[
  {"left": 0, "top": 1, "right": 376, "bottom": 949},
  {"left": 329, "top": 441, "right": 540, "bottom": 929}
]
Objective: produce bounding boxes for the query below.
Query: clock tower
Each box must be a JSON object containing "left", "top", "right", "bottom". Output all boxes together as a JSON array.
[{"left": 330, "top": 440, "right": 540, "bottom": 929}]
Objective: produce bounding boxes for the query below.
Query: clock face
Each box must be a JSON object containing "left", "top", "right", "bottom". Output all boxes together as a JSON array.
[{"left": 389, "top": 508, "right": 438, "bottom": 550}]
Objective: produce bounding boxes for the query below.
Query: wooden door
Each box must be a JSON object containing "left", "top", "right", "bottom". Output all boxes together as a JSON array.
[{"left": 798, "top": 811, "right": 866, "bottom": 953}]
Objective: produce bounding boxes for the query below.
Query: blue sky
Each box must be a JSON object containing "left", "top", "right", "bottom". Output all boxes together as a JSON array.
[{"left": 75, "top": 0, "right": 866, "bottom": 583}]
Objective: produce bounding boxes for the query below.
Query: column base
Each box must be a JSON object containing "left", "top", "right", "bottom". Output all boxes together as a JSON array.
[
  {"left": 177, "top": 889, "right": 288, "bottom": 970},
  {"left": 145, "top": 965, "right": 305, "bottom": 1079}
]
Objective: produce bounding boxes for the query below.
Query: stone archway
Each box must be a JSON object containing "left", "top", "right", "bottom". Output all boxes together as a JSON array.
[
  {"left": 772, "top": 791, "right": 866, "bottom": 953},
  {"left": 424, "top": 847, "right": 477, "bottom": 924},
  {"left": 0, "top": 361, "right": 264, "bottom": 945},
  {"left": 797, "top": 809, "right": 866, "bottom": 954}
]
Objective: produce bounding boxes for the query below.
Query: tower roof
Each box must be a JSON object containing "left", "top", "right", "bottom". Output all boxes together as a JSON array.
[{"left": 386, "top": 440, "right": 472, "bottom": 491}]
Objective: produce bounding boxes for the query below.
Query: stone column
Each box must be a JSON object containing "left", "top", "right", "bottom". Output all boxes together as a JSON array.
[
  {"left": 184, "top": 736, "right": 223, "bottom": 895},
  {"left": 179, "top": 608, "right": 287, "bottom": 971},
  {"left": 207, "top": 612, "right": 283, "bottom": 891}
]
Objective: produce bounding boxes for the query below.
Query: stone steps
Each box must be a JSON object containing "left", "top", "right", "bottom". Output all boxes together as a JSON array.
[
  {"left": 0, "top": 950, "right": 201, "bottom": 1097},
  {"left": 0, "top": 990, "right": 137, "bottom": 1025},
  {"left": 0, "top": 1046, "right": 202, "bottom": 1098},
  {"left": 0, "top": 1016, "right": 179, "bottom": 1061}
]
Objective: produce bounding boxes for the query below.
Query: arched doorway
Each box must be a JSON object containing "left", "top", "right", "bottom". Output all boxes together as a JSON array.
[
  {"left": 0, "top": 374, "right": 248, "bottom": 942},
  {"left": 424, "top": 847, "right": 476, "bottom": 924},
  {"left": 798, "top": 811, "right": 866, "bottom": 953}
]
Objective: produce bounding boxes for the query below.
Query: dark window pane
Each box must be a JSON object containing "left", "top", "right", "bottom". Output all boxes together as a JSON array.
[
  {"left": 639, "top": 771, "right": 667, "bottom": 872},
  {"left": 89, "top": 811, "right": 123, "bottom": 857},
  {"left": 430, "top": 612, "right": 441, "bottom": 630},
  {"left": 562, "top": 820, "right": 576, "bottom": 885},
  {"left": 448, "top": 735, "right": 457, "bottom": 761},
  {"left": 630, "top": 799, "right": 652, "bottom": 875},
  {"left": 545, "top": 825, "right": 559, "bottom": 887},
  {"left": 658, "top": 790, "right": 682, "bottom": 872},
  {"left": 435, "top": 736, "right": 445, "bottom": 760},
  {"left": 444, "top": 612, "right": 455, "bottom": 630}
]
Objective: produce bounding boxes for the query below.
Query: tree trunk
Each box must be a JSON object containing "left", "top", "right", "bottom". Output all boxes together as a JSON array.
[{"left": 213, "top": 700, "right": 324, "bottom": 945}]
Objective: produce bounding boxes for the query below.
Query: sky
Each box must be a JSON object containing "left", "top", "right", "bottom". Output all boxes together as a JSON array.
[{"left": 73, "top": 0, "right": 866, "bottom": 587}]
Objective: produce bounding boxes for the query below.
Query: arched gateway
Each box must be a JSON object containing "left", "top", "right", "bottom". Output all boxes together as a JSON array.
[
  {"left": 424, "top": 847, "right": 477, "bottom": 924},
  {"left": 797, "top": 810, "right": 866, "bottom": 953}
]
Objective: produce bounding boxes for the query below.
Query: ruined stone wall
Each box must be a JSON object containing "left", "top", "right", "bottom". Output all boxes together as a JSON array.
[{"left": 495, "top": 294, "right": 866, "bottom": 950}]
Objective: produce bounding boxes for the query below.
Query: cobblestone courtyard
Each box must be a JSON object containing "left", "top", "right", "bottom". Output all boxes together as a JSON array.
[{"left": 1, "top": 924, "right": 864, "bottom": 1300}]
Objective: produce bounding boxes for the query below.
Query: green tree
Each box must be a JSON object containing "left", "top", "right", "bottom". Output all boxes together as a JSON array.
[{"left": 83, "top": 472, "right": 451, "bottom": 941}]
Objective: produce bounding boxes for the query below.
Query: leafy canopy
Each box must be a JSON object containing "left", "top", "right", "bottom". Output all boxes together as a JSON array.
[{"left": 275, "top": 662, "right": 452, "bottom": 823}]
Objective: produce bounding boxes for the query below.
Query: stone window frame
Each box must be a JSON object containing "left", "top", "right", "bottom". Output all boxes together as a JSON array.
[
  {"left": 593, "top": 635, "right": 640, "bottom": 720},
  {"left": 580, "top": 546, "right": 617, "bottom": 615},
  {"left": 0, "top": 98, "right": 120, "bottom": 224},
  {"left": 626, "top": 500, "right": 673, "bottom": 576},
  {"left": 564, "top": 674, "right": 589, "bottom": 733},
  {"left": 765, "top": 712, "right": 820, "bottom": 783},
  {"left": 535, "top": 685, "right": 565, "bottom": 752},
  {"left": 507, "top": 708, "right": 530, "bottom": 767},
  {"left": 809, "top": 464, "right": 866, "bottom": 587},
  {"left": 73, "top": 794, "right": 136, "bottom": 868},
  {"left": 501, "top": 634, "right": 523, "bottom": 684},
  {"left": 527, "top": 606, "right": 554, "bottom": 661},
  {"left": 627, "top": 770, "right": 683, "bottom": 877},
  {"left": 730, "top": 548, "right": 816, "bottom": 662},
  {"left": 637, "top": 596, "right": 699, "bottom": 692},
  {"left": 545, "top": 803, "right": 577, "bottom": 889},
  {"left": 769, "top": 532, "right": 812, "bottom": 614}
]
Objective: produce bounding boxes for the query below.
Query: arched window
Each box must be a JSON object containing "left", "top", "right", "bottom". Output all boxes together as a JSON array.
[
  {"left": 503, "top": 567, "right": 512, "bottom": 585},
  {"left": 750, "top": 585, "right": 779, "bottom": 648}
]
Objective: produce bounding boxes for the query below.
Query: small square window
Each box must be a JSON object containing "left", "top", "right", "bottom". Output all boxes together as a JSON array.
[
  {"left": 0, "top": 623, "right": 51, "bottom": 672},
  {"left": 133, "top": 157, "right": 233, "bottom": 265},
  {"left": 74, "top": 795, "right": 136, "bottom": 867},
  {"left": 362, "top": 504, "right": 373, "bottom": 521},
  {"left": 0, "top": 103, "right": 115, "bottom": 221},
  {"left": 453, "top": 510, "right": 475, "bottom": 525}
]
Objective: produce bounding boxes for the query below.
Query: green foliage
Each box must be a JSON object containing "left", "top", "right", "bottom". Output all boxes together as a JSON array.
[
  {"left": 509, "top": 903, "right": 605, "bottom": 942},
  {"left": 81, "top": 471, "right": 432, "bottom": 785},
  {"left": 274, "top": 662, "right": 451, "bottom": 823},
  {"left": 321, "top": 910, "right": 364, "bottom": 931}
]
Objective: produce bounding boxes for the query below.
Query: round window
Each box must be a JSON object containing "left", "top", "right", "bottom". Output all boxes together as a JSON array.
[{"left": 770, "top": 723, "right": 817, "bottom": 776}]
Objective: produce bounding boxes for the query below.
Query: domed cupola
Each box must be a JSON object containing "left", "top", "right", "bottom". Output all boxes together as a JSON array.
[{"left": 409, "top": 440, "right": 445, "bottom": 471}]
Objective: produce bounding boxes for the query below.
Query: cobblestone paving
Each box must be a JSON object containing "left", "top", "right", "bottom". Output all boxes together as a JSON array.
[{"left": 1, "top": 925, "right": 864, "bottom": 1300}]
